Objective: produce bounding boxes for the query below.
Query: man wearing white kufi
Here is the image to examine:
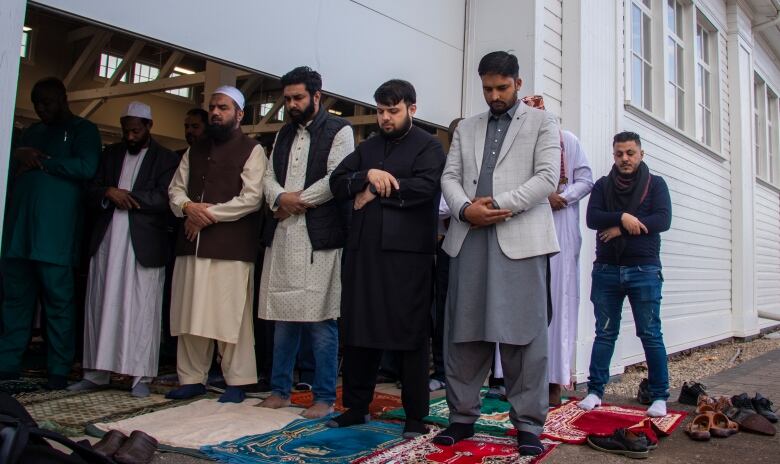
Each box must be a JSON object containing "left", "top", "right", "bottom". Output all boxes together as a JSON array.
[
  {"left": 69, "top": 101, "right": 180, "bottom": 397},
  {"left": 166, "top": 86, "right": 267, "bottom": 403}
]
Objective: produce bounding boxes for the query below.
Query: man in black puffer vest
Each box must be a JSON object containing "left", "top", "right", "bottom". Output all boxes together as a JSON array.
[{"left": 257, "top": 67, "right": 354, "bottom": 418}]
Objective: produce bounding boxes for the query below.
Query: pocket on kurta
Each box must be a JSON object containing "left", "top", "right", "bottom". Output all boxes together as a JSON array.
[{"left": 270, "top": 223, "right": 308, "bottom": 290}]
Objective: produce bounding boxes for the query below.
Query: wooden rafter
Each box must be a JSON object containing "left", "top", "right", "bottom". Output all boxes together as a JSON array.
[
  {"left": 159, "top": 51, "right": 184, "bottom": 79},
  {"left": 67, "top": 26, "right": 97, "bottom": 43},
  {"left": 63, "top": 30, "right": 112, "bottom": 89},
  {"left": 79, "top": 40, "right": 146, "bottom": 118},
  {"left": 240, "top": 76, "right": 262, "bottom": 100},
  {"left": 67, "top": 72, "right": 206, "bottom": 102}
]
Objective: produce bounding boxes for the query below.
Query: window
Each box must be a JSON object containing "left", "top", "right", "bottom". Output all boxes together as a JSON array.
[
  {"left": 665, "top": 0, "right": 685, "bottom": 129},
  {"left": 133, "top": 62, "right": 160, "bottom": 83},
  {"left": 768, "top": 91, "right": 779, "bottom": 184},
  {"left": 98, "top": 52, "right": 127, "bottom": 82},
  {"left": 755, "top": 75, "right": 780, "bottom": 185},
  {"left": 631, "top": 1, "right": 653, "bottom": 110},
  {"left": 259, "top": 102, "right": 284, "bottom": 121},
  {"left": 755, "top": 77, "right": 763, "bottom": 177},
  {"left": 21, "top": 26, "right": 31, "bottom": 59},
  {"left": 695, "top": 20, "right": 713, "bottom": 145}
]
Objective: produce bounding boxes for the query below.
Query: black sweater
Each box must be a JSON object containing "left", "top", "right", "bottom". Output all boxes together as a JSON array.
[{"left": 586, "top": 174, "right": 672, "bottom": 266}]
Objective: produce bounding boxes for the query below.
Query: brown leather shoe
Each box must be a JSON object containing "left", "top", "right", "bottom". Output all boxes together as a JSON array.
[
  {"left": 92, "top": 429, "right": 128, "bottom": 458},
  {"left": 113, "top": 430, "right": 158, "bottom": 464}
]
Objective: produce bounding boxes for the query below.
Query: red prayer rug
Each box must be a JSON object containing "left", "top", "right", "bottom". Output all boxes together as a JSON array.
[
  {"left": 353, "top": 431, "right": 558, "bottom": 464},
  {"left": 290, "top": 386, "right": 402, "bottom": 418},
  {"left": 540, "top": 399, "right": 686, "bottom": 444}
]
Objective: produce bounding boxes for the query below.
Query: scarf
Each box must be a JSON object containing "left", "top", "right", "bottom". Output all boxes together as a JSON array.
[{"left": 603, "top": 161, "right": 651, "bottom": 259}]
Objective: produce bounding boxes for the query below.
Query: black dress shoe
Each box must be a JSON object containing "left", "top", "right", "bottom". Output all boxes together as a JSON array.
[
  {"left": 92, "top": 430, "right": 128, "bottom": 458},
  {"left": 678, "top": 381, "right": 707, "bottom": 406},
  {"left": 731, "top": 393, "right": 757, "bottom": 412},
  {"left": 636, "top": 378, "right": 651, "bottom": 405},
  {"left": 113, "top": 430, "right": 158, "bottom": 464},
  {"left": 752, "top": 393, "right": 778, "bottom": 423},
  {"left": 586, "top": 428, "right": 650, "bottom": 459}
]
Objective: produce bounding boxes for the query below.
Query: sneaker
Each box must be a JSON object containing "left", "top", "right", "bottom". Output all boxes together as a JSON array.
[
  {"left": 678, "top": 382, "right": 707, "bottom": 406},
  {"left": 752, "top": 393, "right": 778, "bottom": 423},
  {"left": 586, "top": 428, "right": 650, "bottom": 459},
  {"left": 636, "top": 378, "right": 651, "bottom": 405},
  {"left": 731, "top": 393, "right": 756, "bottom": 413}
]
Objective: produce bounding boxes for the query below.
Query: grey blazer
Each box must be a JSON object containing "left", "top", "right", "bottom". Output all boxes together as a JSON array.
[{"left": 441, "top": 103, "right": 561, "bottom": 260}]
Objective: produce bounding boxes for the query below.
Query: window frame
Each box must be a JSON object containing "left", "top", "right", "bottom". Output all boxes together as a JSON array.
[{"left": 96, "top": 51, "right": 128, "bottom": 83}]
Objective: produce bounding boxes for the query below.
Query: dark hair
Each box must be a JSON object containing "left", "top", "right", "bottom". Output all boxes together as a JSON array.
[
  {"left": 280, "top": 66, "right": 322, "bottom": 96},
  {"left": 478, "top": 51, "right": 519, "bottom": 78},
  {"left": 31, "top": 77, "right": 67, "bottom": 99},
  {"left": 186, "top": 108, "right": 209, "bottom": 124},
  {"left": 613, "top": 131, "right": 642, "bottom": 147},
  {"left": 373, "top": 79, "right": 416, "bottom": 106}
]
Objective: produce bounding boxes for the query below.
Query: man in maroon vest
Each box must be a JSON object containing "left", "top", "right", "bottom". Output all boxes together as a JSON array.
[{"left": 166, "top": 86, "right": 266, "bottom": 403}]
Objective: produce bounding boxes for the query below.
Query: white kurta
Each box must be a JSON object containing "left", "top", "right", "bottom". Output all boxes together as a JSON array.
[
  {"left": 547, "top": 130, "right": 594, "bottom": 385},
  {"left": 83, "top": 148, "right": 165, "bottom": 379},
  {"left": 259, "top": 124, "right": 354, "bottom": 322},
  {"left": 168, "top": 144, "right": 266, "bottom": 343}
]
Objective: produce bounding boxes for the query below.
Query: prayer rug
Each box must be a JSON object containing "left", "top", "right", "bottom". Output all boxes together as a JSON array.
[
  {"left": 202, "top": 417, "right": 406, "bottom": 463},
  {"left": 26, "top": 389, "right": 173, "bottom": 436},
  {"left": 90, "top": 398, "right": 301, "bottom": 453},
  {"left": 540, "top": 399, "right": 686, "bottom": 444},
  {"left": 291, "top": 386, "right": 403, "bottom": 418},
  {"left": 0, "top": 377, "right": 46, "bottom": 396},
  {"left": 382, "top": 394, "right": 512, "bottom": 434},
  {"left": 354, "top": 430, "right": 558, "bottom": 464}
]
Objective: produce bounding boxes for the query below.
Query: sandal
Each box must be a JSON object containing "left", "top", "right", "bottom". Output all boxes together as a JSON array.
[
  {"left": 708, "top": 412, "right": 738, "bottom": 438},
  {"left": 685, "top": 414, "right": 712, "bottom": 441},
  {"left": 696, "top": 395, "right": 717, "bottom": 414}
]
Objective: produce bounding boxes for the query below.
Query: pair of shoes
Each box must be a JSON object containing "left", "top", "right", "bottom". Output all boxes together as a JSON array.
[
  {"left": 256, "top": 393, "right": 291, "bottom": 409},
  {"left": 326, "top": 408, "right": 370, "bottom": 428},
  {"left": 165, "top": 383, "right": 206, "bottom": 400},
  {"left": 549, "top": 383, "right": 562, "bottom": 407},
  {"left": 678, "top": 381, "right": 707, "bottom": 406},
  {"left": 587, "top": 428, "right": 651, "bottom": 459},
  {"left": 725, "top": 394, "right": 776, "bottom": 436},
  {"left": 301, "top": 401, "right": 334, "bottom": 419},
  {"left": 636, "top": 378, "right": 651, "bottom": 405},
  {"left": 402, "top": 418, "right": 428, "bottom": 439},
  {"left": 696, "top": 395, "right": 731, "bottom": 414},
  {"left": 294, "top": 382, "right": 312, "bottom": 392},
  {"left": 751, "top": 393, "right": 778, "bottom": 423},
  {"left": 429, "top": 378, "right": 446, "bottom": 392},
  {"left": 93, "top": 430, "right": 158, "bottom": 463},
  {"left": 685, "top": 411, "right": 739, "bottom": 441}
]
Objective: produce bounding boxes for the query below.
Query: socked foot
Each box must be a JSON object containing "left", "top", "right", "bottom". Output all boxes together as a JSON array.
[
  {"left": 67, "top": 379, "right": 102, "bottom": 392},
  {"left": 301, "top": 402, "right": 334, "bottom": 419},
  {"left": 326, "top": 408, "right": 370, "bottom": 428},
  {"left": 131, "top": 382, "right": 150, "bottom": 398},
  {"left": 516, "top": 430, "right": 544, "bottom": 456},
  {"left": 165, "top": 383, "right": 206, "bottom": 400},
  {"left": 577, "top": 393, "right": 602, "bottom": 411},
  {"left": 256, "top": 394, "right": 291, "bottom": 409},
  {"left": 432, "top": 422, "right": 474, "bottom": 445}
]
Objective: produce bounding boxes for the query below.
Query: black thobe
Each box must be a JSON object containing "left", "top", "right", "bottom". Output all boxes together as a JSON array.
[{"left": 330, "top": 126, "right": 446, "bottom": 350}]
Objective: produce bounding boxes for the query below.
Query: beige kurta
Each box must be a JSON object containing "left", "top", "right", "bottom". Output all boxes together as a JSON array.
[
  {"left": 168, "top": 144, "right": 266, "bottom": 343},
  {"left": 259, "top": 124, "right": 353, "bottom": 322}
]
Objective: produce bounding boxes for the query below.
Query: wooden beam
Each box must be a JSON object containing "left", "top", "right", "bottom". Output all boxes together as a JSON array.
[
  {"left": 243, "top": 113, "right": 376, "bottom": 134},
  {"left": 67, "top": 26, "right": 97, "bottom": 43},
  {"left": 257, "top": 96, "right": 284, "bottom": 125},
  {"left": 63, "top": 30, "right": 112, "bottom": 89},
  {"left": 321, "top": 96, "right": 337, "bottom": 110},
  {"left": 159, "top": 51, "right": 184, "bottom": 78},
  {"left": 239, "top": 76, "right": 262, "bottom": 99},
  {"left": 68, "top": 72, "right": 206, "bottom": 102},
  {"left": 79, "top": 40, "right": 146, "bottom": 118}
]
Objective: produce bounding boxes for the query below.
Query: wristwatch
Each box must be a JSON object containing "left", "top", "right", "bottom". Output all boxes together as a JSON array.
[{"left": 368, "top": 184, "right": 378, "bottom": 195}]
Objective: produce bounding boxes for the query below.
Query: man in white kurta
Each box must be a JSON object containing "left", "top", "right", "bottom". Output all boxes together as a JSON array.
[
  {"left": 166, "top": 86, "right": 266, "bottom": 403},
  {"left": 547, "top": 129, "right": 593, "bottom": 403},
  {"left": 257, "top": 66, "right": 354, "bottom": 418}
]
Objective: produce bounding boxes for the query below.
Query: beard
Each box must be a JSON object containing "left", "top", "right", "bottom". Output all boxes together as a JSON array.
[
  {"left": 489, "top": 95, "right": 517, "bottom": 115},
  {"left": 380, "top": 113, "right": 413, "bottom": 140},
  {"left": 289, "top": 99, "right": 316, "bottom": 125},
  {"left": 206, "top": 118, "right": 236, "bottom": 143},
  {"left": 125, "top": 134, "right": 150, "bottom": 155}
]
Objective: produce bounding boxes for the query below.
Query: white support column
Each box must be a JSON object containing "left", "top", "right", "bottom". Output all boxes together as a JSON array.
[
  {"left": 0, "top": 0, "right": 26, "bottom": 243},
  {"left": 462, "top": 0, "right": 544, "bottom": 117},
  {"left": 561, "top": 0, "right": 621, "bottom": 383},
  {"left": 204, "top": 61, "right": 239, "bottom": 109},
  {"left": 727, "top": 1, "right": 759, "bottom": 338}
]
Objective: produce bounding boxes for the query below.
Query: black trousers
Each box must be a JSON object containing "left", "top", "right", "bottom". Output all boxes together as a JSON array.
[{"left": 342, "top": 344, "right": 429, "bottom": 421}]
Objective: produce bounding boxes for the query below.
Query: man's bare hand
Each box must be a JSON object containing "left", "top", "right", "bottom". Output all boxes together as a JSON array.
[
  {"left": 464, "top": 197, "right": 512, "bottom": 227},
  {"left": 184, "top": 218, "right": 203, "bottom": 242},
  {"left": 354, "top": 187, "right": 377, "bottom": 210},
  {"left": 183, "top": 202, "right": 216, "bottom": 228},
  {"left": 273, "top": 209, "right": 291, "bottom": 221},
  {"left": 105, "top": 187, "right": 141, "bottom": 210},
  {"left": 548, "top": 193, "right": 568, "bottom": 211},
  {"left": 14, "top": 147, "right": 48, "bottom": 172},
  {"left": 599, "top": 226, "right": 622, "bottom": 243},
  {"left": 367, "top": 169, "right": 399, "bottom": 197},
  {"left": 278, "top": 191, "right": 314, "bottom": 215},
  {"left": 621, "top": 213, "right": 648, "bottom": 235}
]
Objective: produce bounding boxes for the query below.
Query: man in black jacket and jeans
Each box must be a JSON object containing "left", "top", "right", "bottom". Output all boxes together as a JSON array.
[{"left": 579, "top": 131, "right": 672, "bottom": 418}]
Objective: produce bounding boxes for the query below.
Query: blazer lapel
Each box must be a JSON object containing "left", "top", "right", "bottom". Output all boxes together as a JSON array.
[
  {"left": 495, "top": 104, "right": 528, "bottom": 166},
  {"left": 111, "top": 145, "right": 126, "bottom": 187},
  {"left": 474, "top": 113, "right": 488, "bottom": 175},
  {"left": 133, "top": 139, "right": 157, "bottom": 189}
]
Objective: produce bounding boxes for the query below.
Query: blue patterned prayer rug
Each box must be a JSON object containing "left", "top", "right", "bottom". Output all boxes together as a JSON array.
[{"left": 202, "top": 417, "right": 405, "bottom": 463}]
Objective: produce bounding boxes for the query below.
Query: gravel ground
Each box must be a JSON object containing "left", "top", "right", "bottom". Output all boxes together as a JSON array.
[{"left": 585, "top": 328, "right": 780, "bottom": 398}]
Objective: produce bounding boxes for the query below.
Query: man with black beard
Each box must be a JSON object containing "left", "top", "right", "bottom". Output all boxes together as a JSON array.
[
  {"left": 257, "top": 66, "right": 353, "bottom": 418},
  {"left": 167, "top": 86, "right": 266, "bottom": 403},
  {"left": 329, "top": 80, "right": 445, "bottom": 438},
  {"left": 69, "top": 102, "right": 179, "bottom": 397}
]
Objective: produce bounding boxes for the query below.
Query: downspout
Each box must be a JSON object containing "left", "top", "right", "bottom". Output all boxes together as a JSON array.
[{"left": 753, "top": 0, "right": 780, "bottom": 32}]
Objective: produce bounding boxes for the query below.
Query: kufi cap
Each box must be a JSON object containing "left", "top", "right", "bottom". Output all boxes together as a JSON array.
[
  {"left": 121, "top": 101, "right": 152, "bottom": 120},
  {"left": 213, "top": 85, "right": 245, "bottom": 110},
  {"left": 521, "top": 95, "right": 545, "bottom": 110}
]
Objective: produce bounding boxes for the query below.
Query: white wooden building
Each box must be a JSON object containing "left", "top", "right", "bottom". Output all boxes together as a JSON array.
[{"left": 0, "top": 0, "right": 778, "bottom": 381}]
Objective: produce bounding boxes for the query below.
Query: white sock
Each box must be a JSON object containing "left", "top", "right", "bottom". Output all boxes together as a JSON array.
[
  {"left": 577, "top": 393, "right": 601, "bottom": 410},
  {"left": 646, "top": 400, "right": 667, "bottom": 417}
]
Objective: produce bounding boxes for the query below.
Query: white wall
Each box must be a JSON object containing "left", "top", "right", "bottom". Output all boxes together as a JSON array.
[{"left": 32, "top": 0, "right": 465, "bottom": 127}]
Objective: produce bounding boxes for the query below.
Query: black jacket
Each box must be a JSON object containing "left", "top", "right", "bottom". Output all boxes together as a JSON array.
[{"left": 87, "top": 139, "right": 180, "bottom": 267}]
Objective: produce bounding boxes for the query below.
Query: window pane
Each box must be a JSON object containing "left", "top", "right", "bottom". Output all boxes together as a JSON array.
[
  {"left": 632, "top": 5, "right": 642, "bottom": 54},
  {"left": 666, "top": 82, "right": 676, "bottom": 123},
  {"left": 677, "top": 88, "right": 685, "bottom": 129},
  {"left": 704, "top": 109, "right": 711, "bottom": 145},
  {"left": 702, "top": 29, "right": 710, "bottom": 65},
  {"left": 21, "top": 31, "right": 29, "bottom": 58},
  {"left": 643, "top": 13, "right": 652, "bottom": 58},
  {"left": 675, "top": 2, "right": 684, "bottom": 37},
  {"left": 696, "top": 105, "right": 704, "bottom": 141},
  {"left": 644, "top": 63, "right": 653, "bottom": 111},
  {"left": 676, "top": 44, "right": 684, "bottom": 83},
  {"left": 703, "top": 69, "right": 711, "bottom": 107},
  {"left": 666, "top": 37, "right": 676, "bottom": 82},
  {"left": 632, "top": 55, "right": 643, "bottom": 104},
  {"left": 667, "top": 0, "right": 676, "bottom": 33}
]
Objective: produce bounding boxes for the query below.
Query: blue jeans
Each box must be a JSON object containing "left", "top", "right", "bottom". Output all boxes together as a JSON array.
[
  {"left": 587, "top": 263, "right": 669, "bottom": 401},
  {"left": 270, "top": 319, "right": 338, "bottom": 403}
]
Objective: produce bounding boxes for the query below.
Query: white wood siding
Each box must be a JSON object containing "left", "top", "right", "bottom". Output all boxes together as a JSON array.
[
  {"left": 542, "top": 0, "right": 563, "bottom": 117},
  {"left": 755, "top": 183, "right": 780, "bottom": 316}
]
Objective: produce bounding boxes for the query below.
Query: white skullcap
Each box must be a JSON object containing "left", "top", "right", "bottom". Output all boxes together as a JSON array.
[
  {"left": 212, "top": 85, "right": 245, "bottom": 110},
  {"left": 121, "top": 101, "right": 152, "bottom": 120}
]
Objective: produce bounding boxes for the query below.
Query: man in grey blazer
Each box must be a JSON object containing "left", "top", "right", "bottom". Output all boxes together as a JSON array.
[{"left": 435, "top": 51, "right": 560, "bottom": 456}]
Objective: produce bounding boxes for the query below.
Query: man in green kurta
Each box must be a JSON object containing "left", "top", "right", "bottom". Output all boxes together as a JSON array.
[{"left": 0, "top": 77, "right": 101, "bottom": 389}]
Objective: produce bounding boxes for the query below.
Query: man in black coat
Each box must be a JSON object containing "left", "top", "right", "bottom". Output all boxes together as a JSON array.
[{"left": 68, "top": 102, "right": 180, "bottom": 397}]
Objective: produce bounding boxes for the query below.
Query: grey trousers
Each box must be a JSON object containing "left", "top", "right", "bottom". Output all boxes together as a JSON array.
[{"left": 444, "top": 332, "right": 548, "bottom": 435}]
